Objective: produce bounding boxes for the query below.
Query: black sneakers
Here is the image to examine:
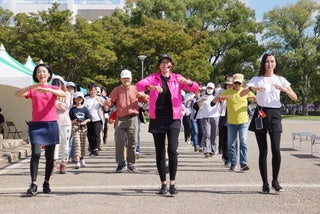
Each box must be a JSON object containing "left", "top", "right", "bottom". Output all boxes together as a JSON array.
[
  {"left": 158, "top": 184, "right": 168, "bottom": 195},
  {"left": 43, "top": 182, "right": 51, "bottom": 194},
  {"left": 229, "top": 164, "right": 237, "bottom": 171},
  {"left": 26, "top": 183, "right": 38, "bottom": 195},
  {"left": 272, "top": 180, "right": 284, "bottom": 192},
  {"left": 27, "top": 182, "right": 51, "bottom": 195},
  {"left": 261, "top": 184, "right": 270, "bottom": 194},
  {"left": 169, "top": 184, "right": 178, "bottom": 195},
  {"left": 260, "top": 181, "right": 283, "bottom": 193},
  {"left": 157, "top": 184, "right": 178, "bottom": 195},
  {"left": 115, "top": 164, "right": 126, "bottom": 173},
  {"left": 240, "top": 164, "right": 250, "bottom": 172}
]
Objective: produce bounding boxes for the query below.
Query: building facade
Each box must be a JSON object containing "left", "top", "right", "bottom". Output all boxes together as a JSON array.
[{"left": 1, "top": 0, "right": 128, "bottom": 21}]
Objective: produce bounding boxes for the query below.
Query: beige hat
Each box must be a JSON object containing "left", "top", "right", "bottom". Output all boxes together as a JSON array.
[
  {"left": 225, "top": 76, "right": 233, "bottom": 84},
  {"left": 232, "top": 73, "right": 244, "bottom": 84}
]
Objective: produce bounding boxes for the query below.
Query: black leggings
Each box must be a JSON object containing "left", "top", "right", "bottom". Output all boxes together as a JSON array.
[
  {"left": 255, "top": 131, "right": 281, "bottom": 185},
  {"left": 30, "top": 144, "right": 55, "bottom": 183},
  {"left": 152, "top": 128, "right": 180, "bottom": 182}
]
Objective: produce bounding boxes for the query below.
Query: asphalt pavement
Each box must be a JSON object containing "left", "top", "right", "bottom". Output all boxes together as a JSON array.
[{"left": 0, "top": 119, "right": 320, "bottom": 214}]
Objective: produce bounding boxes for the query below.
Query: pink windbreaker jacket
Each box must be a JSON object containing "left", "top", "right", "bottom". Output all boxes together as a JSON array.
[{"left": 136, "top": 72, "right": 199, "bottom": 120}]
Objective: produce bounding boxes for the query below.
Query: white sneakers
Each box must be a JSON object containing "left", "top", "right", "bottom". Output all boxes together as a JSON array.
[
  {"left": 80, "top": 159, "right": 86, "bottom": 167},
  {"left": 75, "top": 159, "right": 86, "bottom": 169},
  {"left": 75, "top": 162, "right": 80, "bottom": 169}
]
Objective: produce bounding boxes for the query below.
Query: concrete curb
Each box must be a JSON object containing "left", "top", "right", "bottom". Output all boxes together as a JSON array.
[{"left": 0, "top": 135, "right": 30, "bottom": 168}]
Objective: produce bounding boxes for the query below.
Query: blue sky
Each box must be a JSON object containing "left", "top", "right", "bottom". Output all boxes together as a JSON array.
[{"left": 244, "top": 0, "right": 299, "bottom": 21}]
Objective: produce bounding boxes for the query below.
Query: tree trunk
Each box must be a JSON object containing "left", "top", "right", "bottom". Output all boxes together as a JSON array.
[{"left": 302, "top": 95, "right": 308, "bottom": 116}]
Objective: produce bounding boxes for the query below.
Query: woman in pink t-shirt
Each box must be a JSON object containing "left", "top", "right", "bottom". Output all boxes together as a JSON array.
[{"left": 15, "top": 64, "right": 66, "bottom": 196}]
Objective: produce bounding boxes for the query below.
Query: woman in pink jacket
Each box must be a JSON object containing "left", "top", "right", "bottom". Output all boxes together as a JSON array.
[{"left": 136, "top": 54, "right": 199, "bottom": 196}]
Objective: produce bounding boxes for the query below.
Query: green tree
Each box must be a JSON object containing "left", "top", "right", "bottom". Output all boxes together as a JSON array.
[
  {"left": 4, "top": 3, "right": 117, "bottom": 90},
  {"left": 262, "top": 0, "right": 320, "bottom": 115},
  {"left": 129, "top": 0, "right": 263, "bottom": 84}
]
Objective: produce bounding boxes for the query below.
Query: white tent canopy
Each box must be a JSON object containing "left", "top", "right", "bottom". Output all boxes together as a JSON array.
[
  {"left": 0, "top": 57, "right": 32, "bottom": 88},
  {"left": 0, "top": 48, "right": 33, "bottom": 139},
  {"left": 24, "top": 55, "right": 37, "bottom": 71},
  {"left": 0, "top": 44, "right": 33, "bottom": 76}
]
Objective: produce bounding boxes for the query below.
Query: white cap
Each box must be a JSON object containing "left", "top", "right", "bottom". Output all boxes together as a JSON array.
[
  {"left": 120, "top": 69, "right": 132, "bottom": 78},
  {"left": 96, "top": 86, "right": 101, "bottom": 93},
  {"left": 66, "top": 82, "right": 76, "bottom": 88},
  {"left": 206, "top": 82, "right": 215, "bottom": 89},
  {"left": 52, "top": 75, "right": 65, "bottom": 83},
  {"left": 51, "top": 75, "right": 65, "bottom": 86},
  {"left": 73, "top": 92, "right": 85, "bottom": 100}
]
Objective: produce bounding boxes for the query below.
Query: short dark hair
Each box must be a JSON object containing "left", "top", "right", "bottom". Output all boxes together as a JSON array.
[{"left": 32, "top": 64, "right": 53, "bottom": 83}]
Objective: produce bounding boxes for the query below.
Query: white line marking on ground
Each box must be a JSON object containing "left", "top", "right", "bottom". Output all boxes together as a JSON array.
[
  {"left": 1, "top": 183, "right": 320, "bottom": 192},
  {"left": 0, "top": 158, "right": 29, "bottom": 175}
]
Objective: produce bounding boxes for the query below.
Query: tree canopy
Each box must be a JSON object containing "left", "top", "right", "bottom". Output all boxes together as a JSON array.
[{"left": 0, "top": 0, "right": 319, "bottom": 114}]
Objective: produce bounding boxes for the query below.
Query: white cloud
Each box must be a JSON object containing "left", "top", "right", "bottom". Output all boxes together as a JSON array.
[{"left": 0, "top": 0, "right": 15, "bottom": 11}]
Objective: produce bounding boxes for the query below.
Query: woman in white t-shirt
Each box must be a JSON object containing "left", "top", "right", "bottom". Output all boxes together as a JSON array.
[
  {"left": 240, "top": 53, "right": 297, "bottom": 194},
  {"left": 85, "top": 85, "right": 105, "bottom": 156}
]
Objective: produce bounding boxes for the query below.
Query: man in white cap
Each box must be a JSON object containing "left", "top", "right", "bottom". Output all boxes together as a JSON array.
[{"left": 105, "top": 69, "right": 148, "bottom": 172}]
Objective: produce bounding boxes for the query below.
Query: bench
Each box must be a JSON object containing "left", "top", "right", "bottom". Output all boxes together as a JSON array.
[
  {"left": 311, "top": 135, "right": 320, "bottom": 155},
  {"left": 292, "top": 132, "right": 315, "bottom": 152}
]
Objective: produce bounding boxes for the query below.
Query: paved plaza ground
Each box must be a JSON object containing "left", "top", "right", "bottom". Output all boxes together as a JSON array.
[{"left": 0, "top": 119, "right": 319, "bottom": 214}]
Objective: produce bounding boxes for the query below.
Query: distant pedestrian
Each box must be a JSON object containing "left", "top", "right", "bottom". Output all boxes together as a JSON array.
[
  {"left": 196, "top": 82, "right": 221, "bottom": 158},
  {"left": 0, "top": 107, "right": 4, "bottom": 135},
  {"left": 69, "top": 92, "right": 92, "bottom": 169},
  {"left": 85, "top": 85, "right": 105, "bottom": 156},
  {"left": 182, "top": 92, "right": 195, "bottom": 145},
  {"left": 15, "top": 64, "right": 66, "bottom": 195},
  {"left": 66, "top": 82, "right": 77, "bottom": 162},
  {"left": 101, "top": 87, "right": 109, "bottom": 145},
  {"left": 136, "top": 54, "right": 199, "bottom": 196},
  {"left": 240, "top": 53, "right": 297, "bottom": 193},
  {"left": 217, "top": 75, "right": 234, "bottom": 166},
  {"left": 51, "top": 75, "right": 72, "bottom": 174}
]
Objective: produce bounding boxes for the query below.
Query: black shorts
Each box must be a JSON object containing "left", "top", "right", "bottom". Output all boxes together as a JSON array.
[{"left": 249, "top": 106, "right": 282, "bottom": 133}]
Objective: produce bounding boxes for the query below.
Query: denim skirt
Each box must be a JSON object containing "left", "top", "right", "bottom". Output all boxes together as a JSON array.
[{"left": 28, "top": 121, "right": 60, "bottom": 146}]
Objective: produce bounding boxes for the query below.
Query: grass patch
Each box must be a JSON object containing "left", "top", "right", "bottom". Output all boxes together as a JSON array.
[{"left": 282, "top": 115, "right": 320, "bottom": 120}]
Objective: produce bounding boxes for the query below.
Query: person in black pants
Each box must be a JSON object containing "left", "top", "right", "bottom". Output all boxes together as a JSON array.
[
  {"left": 15, "top": 64, "right": 66, "bottom": 195},
  {"left": 0, "top": 107, "right": 4, "bottom": 135},
  {"left": 85, "top": 85, "right": 105, "bottom": 156},
  {"left": 218, "top": 76, "right": 234, "bottom": 165},
  {"left": 241, "top": 53, "right": 297, "bottom": 193},
  {"left": 136, "top": 54, "right": 199, "bottom": 196}
]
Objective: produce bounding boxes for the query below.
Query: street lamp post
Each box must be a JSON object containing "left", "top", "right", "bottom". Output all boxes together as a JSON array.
[{"left": 138, "top": 55, "right": 147, "bottom": 79}]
